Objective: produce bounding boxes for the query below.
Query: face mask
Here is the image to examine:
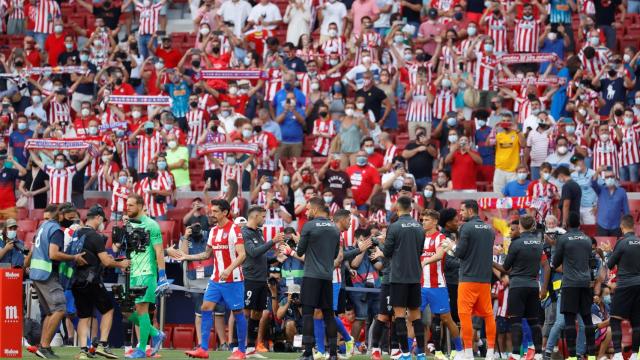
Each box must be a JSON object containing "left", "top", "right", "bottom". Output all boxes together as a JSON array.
[
  {"left": 65, "top": 43, "right": 73, "bottom": 50},
  {"left": 447, "top": 118, "right": 457, "bottom": 127},
  {"left": 364, "top": 146, "right": 374, "bottom": 155},
  {"left": 624, "top": 116, "right": 634, "bottom": 126},
  {"left": 81, "top": 108, "right": 91, "bottom": 117},
  {"left": 157, "top": 161, "right": 167, "bottom": 170},
  {"left": 547, "top": 32, "right": 557, "bottom": 41},
  {"left": 362, "top": 56, "right": 371, "bottom": 64},
  {"left": 200, "top": 27, "right": 210, "bottom": 35},
  {"left": 32, "top": 95, "right": 41, "bottom": 104},
  {"left": 603, "top": 295, "right": 611, "bottom": 304},
  {"left": 60, "top": 219, "right": 74, "bottom": 228},
  {"left": 403, "top": 53, "right": 413, "bottom": 61},
  {"left": 55, "top": 161, "right": 65, "bottom": 170},
  {"left": 394, "top": 35, "right": 404, "bottom": 43},
  {"left": 119, "top": 175, "right": 128, "bottom": 185},
  {"left": 220, "top": 110, "right": 230, "bottom": 118},
  {"left": 454, "top": 11, "right": 463, "bottom": 20},
  {"left": 243, "top": 56, "right": 252, "bottom": 66},
  {"left": 424, "top": 189, "right": 433, "bottom": 198},
  {"left": 356, "top": 103, "right": 365, "bottom": 110},
  {"left": 566, "top": 125, "right": 576, "bottom": 134},
  {"left": 155, "top": 61, "right": 164, "bottom": 70},
  {"left": 531, "top": 109, "right": 541, "bottom": 116},
  {"left": 624, "top": 54, "right": 632, "bottom": 63},
  {"left": 226, "top": 156, "right": 236, "bottom": 165},
  {"left": 636, "top": 98, "right": 640, "bottom": 105},
  {"left": 282, "top": 175, "right": 291, "bottom": 184},
  {"left": 323, "top": 196, "right": 333, "bottom": 204},
  {"left": 441, "top": 79, "right": 452, "bottom": 88},
  {"left": 345, "top": 109, "right": 354, "bottom": 116},
  {"left": 477, "top": 119, "right": 486, "bottom": 127},
  {"left": 590, "top": 37, "right": 600, "bottom": 46},
  {"left": 516, "top": 173, "right": 527, "bottom": 181},
  {"left": 253, "top": 125, "right": 262, "bottom": 133},
  {"left": 605, "top": 177, "right": 616, "bottom": 187},
  {"left": 329, "top": 59, "right": 339, "bottom": 66},
  {"left": 18, "top": 123, "right": 27, "bottom": 131},
  {"left": 80, "top": 54, "right": 89, "bottom": 62},
  {"left": 88, "top": 126, "right": 98, "bottom": 135},
  {"left": 467, "top": 27, "right": 477, "bottom": 36},
  {"left": 93, "top": 39, "right": 102, "bottom": 47},
  {"left": 578, "top": 108, "right": 587, "bottom": 117},
  {"left": 115, "top": 129, "right": 126, "bottom": 137},
  {"left": 484, "top": 44, "right": 493, "bottom": 52},
  {"left": 393, "top": 179, "right": 403, "bottom": 190},
  {"left": 54, "top": 25, "right": 63, "bottom": 33},
  {"left": 557, "top": 146, "right": 568, "bottom": 155},
  {"left": 227, "top": 86, "right": 239, "bottom": 95},
  {"left": 242, "top": 129, "right": 253, "bottom": 138},
  {"left": 6, "top": 230, "right": 16, "bottom": 240},
  {"left": 192, "top": 60, "right": 201, "bottom": 68},
  {"left": 356, "top": 156, "right": 367, "bottom": 166},
  {"left": 329, "top": 29, "right": 337, "bottom": 37},
  {"left": 542, "top": 172, "right": 551, "bottom": 181},
  {"left": 163, "top": 124, "right": 173, "bottom": 131},
  {"left": 600, "top": 133, "right": 610, "bottom": 142},
  {"left": 261, "top": 182, "right": 272, "bottom": 191},
  {"left": 168, "top": 140, "right": 177, "bottom": 149},
  {"left": 284, "top": 83, "right": 293, "bottom": 91}
]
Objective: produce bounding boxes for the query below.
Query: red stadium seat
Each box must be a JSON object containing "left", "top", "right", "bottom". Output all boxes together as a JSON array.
[
  {"left": 85, "top": 198, "right": 109, "bottom": 208},
  {"left": 163, "top": 325, "right": 174, "bottom": 348},
  {"left": 172, "top": 326, "right": 195, "bottom": 350},
  {"left": 208, "top": 328, "right": 217, "bottom": 350},
  {"left": 17, "top": 219, "right": 38, "bottom": 233},
  {"left": 158, "top": 221, "right": 176, "bottom": 246},
  {"left": 29, "top": 209, "right": 44, "bottom": 220},
  {"left": 24, "top": 232, "right": 35, "bottom": 248},
  {"left": 16, "top": 207, "right": 28, "bottom": 220},
  {"left": 580, "top": 224, "right": 597, "bottom": 237}
]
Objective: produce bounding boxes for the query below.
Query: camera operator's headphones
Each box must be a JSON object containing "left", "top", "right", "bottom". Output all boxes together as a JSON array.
[{"left": 87, "top": 204, "right": 106, "bottom": 220}]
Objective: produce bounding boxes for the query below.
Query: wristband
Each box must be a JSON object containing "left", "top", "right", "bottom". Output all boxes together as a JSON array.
[{"left": 159, "top": 269, "right": 166, "bottom": 279}]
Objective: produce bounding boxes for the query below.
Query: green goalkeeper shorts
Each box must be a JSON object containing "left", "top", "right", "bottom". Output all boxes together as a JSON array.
[{"left": 130, "top": 275, "right": 157, "bottom": 304}]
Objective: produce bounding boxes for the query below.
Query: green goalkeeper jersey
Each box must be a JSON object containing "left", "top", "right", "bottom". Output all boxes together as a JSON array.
[{"left": 129, "top": 216, "right": 163, "bottom": 278}]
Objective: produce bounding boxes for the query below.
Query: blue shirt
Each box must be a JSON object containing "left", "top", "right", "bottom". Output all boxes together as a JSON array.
[
  {"left": 549, "top": 0, "right": 572, "bottom": 23},
  {"left": 592, "top": 181, "right": 630, "bottom": 230},
  {"left": 475, "top": 125, "right": 495, "bottom": 165},
  {"left": 9, "top": 129, "right": 33, "bottom": 167},
  {"left": 0, "top": 238, "right": 24, "bottom": 267},
  {"left": 571, "top": 169, "right": 598, "bottom": 207},
  {"left": 163, "top": 81, "right": 191, "bottom": 118},
  {"left": 540, "top": 39, "right": 565, "bottom": 75},
  {"left": 503, "top": 179, "right": 530, "bottom": 197},
  {"left": 273, "top": 88, "right": 306, "bottom": 116},
  {"left": 262, "top": 120, "right": 282, "bottom": 141}
]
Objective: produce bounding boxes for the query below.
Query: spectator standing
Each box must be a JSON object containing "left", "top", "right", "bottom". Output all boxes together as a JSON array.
[
  {"left": 401, "top": 128, "right": 437, "bottom": 190},
  {"left": 493, "top": 115, "right": 525, "bottom": 194},
  {"left": 503, "top": 165, "right": 531, "bottom": 197},
  {"left": 444, "top": 135, "right": 482, "bottom": 190},
  {"left": 318, "top": 0, "right": 348, "bottom": 42},
  {"left": 350, "top": 0, "right": 380, "bottom": 37},
  {"left": 593, "top": 0, "right": 625, "bottom": 50},
  {"left": 32, "top": 0, "right": 61, "bottom": 49},
  {"left": 554, "top": 165, "right": 582, "bottom": 229},
  {"left": 246, "top": 0, "right": 282, "bottom": 31},
  {"left": 592, "top": 168, "right": 629, "bottom": 236},
  {"left": 165, "top": 134, "right": 191, "bottom": 191},
  {"left": 283, "top": 1, "right": 311, "bottom": 45},
  {"left": 346, "top": 150, "right": 381, "bottom": 210},
  {"left": 9, "top": 115, "right": 34, "bottom": 168},
  {"left": 525, "top": 118, "right": 552, "bottom": 180},
  {"left": 217, "top": 0, "right": 252, "bottom": 37}
]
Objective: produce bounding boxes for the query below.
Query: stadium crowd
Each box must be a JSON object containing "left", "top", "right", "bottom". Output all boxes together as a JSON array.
[{"left": 1, "top": 0, "right": 640, "bottom": 358}]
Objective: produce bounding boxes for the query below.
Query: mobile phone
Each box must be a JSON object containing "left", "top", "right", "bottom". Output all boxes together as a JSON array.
[{"left": 156, "top": 30, "right": 166, "bottom": 36}]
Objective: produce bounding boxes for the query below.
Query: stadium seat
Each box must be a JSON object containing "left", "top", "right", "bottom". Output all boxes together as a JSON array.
[
  {"left": 594, "top": 236, "right": 617, "bottom": 249},
  {"left": 24, "top": 232, "right": 35, "bottom": 248},
  {"left": 208, "top": 328, "right": 217, "bottom": 350},
  {"left": 85, "top": 198, "right": 109, "bottom": 208},
  {"left": 17, "top": 207, "right": 28, "bottom": 220},
  {"left": 158, "top": 221, "right": 177, "bottom": 246},
  {"left": 17, "top": 219, "right": 39, "bottom": 233},
  {"left": 628, "top": 199, "right": 640, "bottom": 219},
  {"left": 172, "top": 326, "right": 195, "bottom": 350},
  {"left": 77, "top": 209, "right": 89, "bottom": 220},
  {"left": 29, "top": 209, "right": 44, "bottom": 220},
  {"left": 163, "top": 325, "right": 174, "bottom": 348},
  {"left": 580, "top": 224, "right": 597, "bottom": 237}
]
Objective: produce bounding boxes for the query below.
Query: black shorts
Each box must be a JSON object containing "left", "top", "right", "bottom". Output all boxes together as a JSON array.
[
  {"left": 335, "top": 288, "right": 347, "bottom": 315},
  {"left": 301, "top": 277, "right": 332, "bottom": 310},
  {"left": 610, "top": 285, "right": 640, "bottom": 323},
  {"left": 507, "top": 287, "right": 542, "bottom": 319},
  {"left": 390, "top": 283, "right": 421, "bottom": 309},
  {"left": 72, "top": 282, "right": 114, "bottom": 319},
  {"left": 560, "top": 287, "right": 592, "bottom": 316},
  {"left": 378, "top": 284, "right": 393, "bottom": 316},
  {"left": 244, "top": 280, "right": 270, "bottom": 311}
]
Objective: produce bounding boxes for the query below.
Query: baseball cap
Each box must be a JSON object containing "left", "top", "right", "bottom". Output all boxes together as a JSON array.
[
  {"left": 5, "top": 219, "right": 17, "bottom": 228},
  {"left": 87, "top": 204, "right": 106, "bottom": 219},
  {"left": 234, "top": 217, "right": 247, "bottom": 225}
]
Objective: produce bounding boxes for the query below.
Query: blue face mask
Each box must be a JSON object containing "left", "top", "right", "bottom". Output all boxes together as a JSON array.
[
  {"left": 3, "top": 160, "right": 12, "bottom": 169},
  {"left": 356, "top": 156, "right": 367, "bottom": 166},
  {"left": 603, "top": 295, "right": 611, "bottom": 305},
  {"left": 284, "top": 83, "right": 293, "bottom": 91},
  {"left": 447, "top": 118, "right": 457, "bottom": 127},
  {"left": 163, "top": 124, "right": 173, "bottom": 131},
  {"left": 118, "top": 176, "right": 128, "bottom": 185},
  {"left": 157, "top": 161, "right": 167, "bottom": 170}
]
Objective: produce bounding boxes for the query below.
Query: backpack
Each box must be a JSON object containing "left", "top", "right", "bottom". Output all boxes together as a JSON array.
[{"left": 58, "top": 230, "right": 88, "bottom": 290}]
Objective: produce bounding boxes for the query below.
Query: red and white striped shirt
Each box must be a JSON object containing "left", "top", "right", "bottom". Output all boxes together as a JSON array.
[
  {"left": 249, "top": 132, "right": 278, "bottom": 172},
  {"left": 353, "top": 32, "right": 381, "bottom": 65},
  {"left": 431, "top": 0, "right": 458, "bottom": 11},
  {"left": 33, "top": 0, "right": 60, "bottom": 34},
  {"left": 527, "top": 180, "right": 558, "bottom": 200},
  {"left": 207, "top": 220, "right": 244, "bottom": 283},
  {"left": 136, "top": 2, "right": 164, "bottom": 35},
  {"left": 264, "top": 68, "right": 283, "bottom": 101},
  {"left": 332, "top": 236, "right": 344, "bottom": 284},
  {"left": 321, "top": 37, "right": 347, "bottom": 61},
  {"left": 592, "top": 139, "right": 620, "bottom": 177},
  {"left": 263, "top": 206, "right": 289, "bottom": 242},
  {"left": 312, "top": 119, "right": 336, "bottom": 156},
  {"left": 440, "top": 45, "right": 458, "bottom": 71},
  {"left": 221, "top": 163, "right": 243, "bottom": 192},
  {"left": 255, "top": 191, "right": 282, "bottom": 206},
  {"left": 458, "top": 37, "right": 480, "bottom": 73},
  {"left": 49, "top": 100, "right": 71, "bottom": 125},
  {"left": 432, "top": 89, "right": 456, "bottom": 120},
  {"left": 138, "top": 176, "right": 170, "bottom": 218},
  {"left": 136, "top": 132, "right": 163, "bottom": 173},
  {"left": 111, "top": 181, "right": 131, "bottom": 213},
  {"left": 186, "top": 109, "right": 208, "bottom": 145},
  {"left": 421, "top": 231, "right": 447, "bottom": 288},
  {"left": 368, "top": 209, "right": 387, "bottom": 226},
  {"left": 474, "top": 51, "right": 500, "bottom": 91},
  {"left": 8, "top": 0, "right": 24, "bottom": 20},
  {"left": 407, "top": 84, "right": 432, "bottom": 122},
  {"left": 485, "top": 14, "right": 507, "bottom": 53},
  {"left": 46, "top": 165, "right": 77, "bottom": 204},
  {"left": 203, "top": 132, "right": 226, "bottom": 170},
  {"left": 619, "top": 124, "right": 640, "bottom": 166},
  {"left": 96, "top": 162, "right": 119, "bottom": 192},
  {"left": 340, "top": 214, "right": 359, "bottom": 248},
  {"left": 579, "top": 46, "right": 611, "bottom": 76},
  {"left": 492, "top": 280, "right": 509, "bottom": 317},
  {"left": 513, "top": 18, "right": 541, "bottom": 53},
  {"left": 383, "top": 145, "right": 398, "bottom": 167}
]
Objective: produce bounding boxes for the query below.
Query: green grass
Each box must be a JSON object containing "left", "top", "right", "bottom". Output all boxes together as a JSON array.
[{"left": 20, "top": 347, "right": 392, "bottom": 359}]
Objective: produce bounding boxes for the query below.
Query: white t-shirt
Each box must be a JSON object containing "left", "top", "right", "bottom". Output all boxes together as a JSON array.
[
  {"left": 319, "top": 1, "right": 347, "bottom": 36},
  {"left": 344, "top": 64, "right": 381, "bottom": 89},
  {"left": 218, "top": 0, "right": 253, "bottom": 37},
  {"left": 373, "top": 0, "right": 394, "bottom": 29},
  {"left": 248, "top": 2, "right": 283, "bottom": 30}
]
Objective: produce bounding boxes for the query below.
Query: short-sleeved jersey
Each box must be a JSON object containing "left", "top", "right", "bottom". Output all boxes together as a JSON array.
[
  {"left": 421, "top": 231, "right": 447, "bottom": 288},
  {"left": 129, "top": 216, "right": 163, "bottom": 278},
  {"left": 208, "top": 220, "right": 244, "bottom": 283}
]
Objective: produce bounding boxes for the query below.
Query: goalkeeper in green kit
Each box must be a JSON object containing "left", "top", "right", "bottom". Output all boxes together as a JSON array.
[{"left": 116, "top": 194, "right": 170, "bottom": 359}]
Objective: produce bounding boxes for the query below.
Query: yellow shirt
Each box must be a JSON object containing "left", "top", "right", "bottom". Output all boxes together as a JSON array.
[{"left": 495, "top": 131, "right": 520, "bottom": 172}]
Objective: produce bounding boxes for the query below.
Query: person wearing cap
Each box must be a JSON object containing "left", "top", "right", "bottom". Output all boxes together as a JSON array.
[
  {"left": 71, "top": 205, "right": 130, "bottom": 359},
  {"left": 0, "top": 219, "right": 25, "bottom": 268},
  {"left": 569, "top": 154, "right": 598, "bottom": 226},
  {"left": 150, "top": 35, "right": 182, "bottom": 69}
]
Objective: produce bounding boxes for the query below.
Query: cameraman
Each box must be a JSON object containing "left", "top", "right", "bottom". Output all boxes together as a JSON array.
[
  {"left": 183, "top": 197, "right": 211, "bottom": 232},
  {"left": 117, "top": 194, "right": 168, "bottom": 359},
  {"left": 242, "top": 206, "right": 284, "bottom": 355},
  {"left": 71, "top": 205, "right": 130, "bottom": 359},
  {"left": 0, "top": 219, "right": 26, "bottom": 267},
  {"left": 348, "top": 228, "right": 382, "bottom": 345},
  {"left": 278, "top": 227, "right": 305, "bottom": 286},
  {"left": 276, "top": 285, "right": 303, "bottom": 346}
]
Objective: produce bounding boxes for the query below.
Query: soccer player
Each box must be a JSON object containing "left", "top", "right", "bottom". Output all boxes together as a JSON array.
[
  {"left": 297, "top": 197, "right": 341, "bottom": 360},
  {"left": 120, "top": 194, "right": 168, "bottom": 359},
  {"left": 419, "top": 209, "right": 463, "bottom": 360},
  {"left": 607, "top": 214, "right": 640, "bottom": 360},
  {"left": 381, "top": 196, "right": 426, "bottom": 360},
  {"left": 456, "top": 200, "right": 497, "bottom": 360},
  {"left": 180, "top": 199, "right": 248, "bottom": 360}
]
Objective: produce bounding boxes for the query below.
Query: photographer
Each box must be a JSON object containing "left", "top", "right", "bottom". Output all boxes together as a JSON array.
[
  {"left": 242, "top": 206, "right": 285, "bottom": 354},
  {"left": 0, "top": 219, "right": 26, "bottom": 267},
  {"left": 348, "top": 228, "right": 382, "bottom": 345},
  {"left": 116, "top": 194, "right": 168, "bottom": 359},
  {"left": 71, "top": 205, "right": 130, "bottom": 360},
  {"left": 276, "top": 285, "right": 303, "bottom": 346},
  {"left": 183, "top": 197, "right": 211, "bottom": 232},
  {"left": 278, "top": 227, "right": 305, "bottom": 286}
]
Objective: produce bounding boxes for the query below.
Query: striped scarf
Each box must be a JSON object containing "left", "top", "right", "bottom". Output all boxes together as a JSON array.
[
  {"left": 197, "top": 143, "right": 259, "bottom": 155},
  {"left": 25, "top": 138, "right": 99, "bottom": 156},
  {"left": 200, "top": 70, "right": 266, "bottom": 80},
  {"left": 107, "top": 95, "right": 172, "bottom": 106},
  {"left": 478, "top": 196, "right": 533, "bottom": 209},
  {"left": 499, "top": 53, "right": 558, "bottom": 64}
]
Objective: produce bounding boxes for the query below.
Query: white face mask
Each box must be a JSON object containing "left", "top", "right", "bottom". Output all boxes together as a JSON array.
[
  {"left": 424, "top": 189, "right": 433, "bottom": 198},
  {"left": 467, "top": 27, "right": 477, "bottom": 36},
  {"left": 81, "top": 108, "right": 91, "bottom": 117},
  {"left": 547, "top": 32, "right": 557, "bottom": 41},
  {"left": 6, "top": 230, "right": 16, "bottom": 239},
  {"left": 261, "top": 182, "right": 272, "bottom": 191},
  {"left": 88, "top": 126, "right": 98, "bottom": 135},
  {"left": 624, "top": 54, "right": 632, "bottom": 63},
  {"left": 132, "top": 110, "right": 142, "bottom": 119},
  {"left": 361, "top": 56, "right": 371, "bottom": 64},
  {"left": 228, "top": 87, "right": 238, "bottom": 95},
  {"left": 310, "top": 82, "right": 320, "bottom": 91},
  {"left": 168, "top": 140, "right": 177, "bottom": 149},
  {"left": 356, "top": 103, "right": 365, "bottom": 110},
  {"left": 578, "top": 108, "right": 587, "bottom": 116},
  {"left": 557, "top": 146, "right": 568, "bottom": 155},
  {"left": 199, "top": 27, "right": 210, "bottom": 35},
  {"left": 345, "top": 108, "right": 354, "bottom": 116},
  {"left": 328, "top": 29, "right": 337, "bottom": 37},
  {"left": 600, "top": 133, "right": 610, "bottom": 142},
  {"left": 55, "top": 161, "right": 65, "bottom": 170}
]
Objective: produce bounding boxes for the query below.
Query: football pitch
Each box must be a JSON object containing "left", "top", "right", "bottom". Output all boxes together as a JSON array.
[{"left": 20, "top": 348, "right": 390, "bottom": 359}]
